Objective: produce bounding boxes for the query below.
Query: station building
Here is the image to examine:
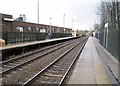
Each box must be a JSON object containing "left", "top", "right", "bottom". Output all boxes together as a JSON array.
[{"left": 0, "top": 13, "right": 72, "bottom": 34}]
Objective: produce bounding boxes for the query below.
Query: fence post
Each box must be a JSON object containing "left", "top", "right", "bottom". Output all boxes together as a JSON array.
[
  {"left": 118, "top": 30, "right": 120, "bottom": 62},
  {"left": 103, "top": 29, "right": 106, "bottom": 48}
]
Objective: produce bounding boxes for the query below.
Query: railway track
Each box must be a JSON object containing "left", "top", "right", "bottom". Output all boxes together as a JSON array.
[
  {"left": 2, "top": 37, "right": 88, "bottom": 85},
  {"left": 1, "top": 38, "right": 77, "bottom": 76},
  {"left": 23, "top": 39, "right": 86, "bottom": 86}
]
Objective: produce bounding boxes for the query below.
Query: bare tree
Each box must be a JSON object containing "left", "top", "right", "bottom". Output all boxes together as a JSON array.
[{"left": 97, "top": 0, "right": 119, "bottom": 30}]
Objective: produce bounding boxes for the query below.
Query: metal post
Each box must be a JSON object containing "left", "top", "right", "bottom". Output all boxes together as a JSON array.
[
  {"left": 115, "top": 0, "right": 119, "bottom": 62},
  {"left": 63, "top": 14, "right": 65, "bottom": 33},
  {"left": 104, "top": 22, "right": 108, "bottom": 49},
  {"left": 37, "top": 0, "right": 39, "bottom": 24},
  {"left": 72, "top": 19, "right": 73, "bottom": 29},
  {"left": 105, "top": 3, "right": 109, "bottom": 49},
  {"left": 106, "top": 26, "right": 108, "bottom": 49},
  {"left": 50, "top": 17, "right": 52, "bottom": 34},
  {"left": 103, "top": 28, "right": 106, "bottom": 47}
]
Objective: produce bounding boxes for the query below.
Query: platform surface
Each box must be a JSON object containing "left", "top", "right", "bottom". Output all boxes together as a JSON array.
[
  {"left": 68, "top": 37, "right": 119, "bottom": 84},
  {"left": 0, "top": 37, "right": 73, "bottom": 50}
]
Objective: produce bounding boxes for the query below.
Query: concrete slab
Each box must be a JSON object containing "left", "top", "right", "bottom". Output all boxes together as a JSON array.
[
  {"left": 91, "top": 38, "right": 111, "bottom": 84},
  {"left": 92, "top": 37, "right": 119, "bottom": 84},
  {"left": 68, "top": 37, "right": 111, "bottom": 84}
]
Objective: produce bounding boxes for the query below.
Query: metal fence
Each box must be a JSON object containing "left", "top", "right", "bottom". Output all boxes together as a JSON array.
[
  {"left": 2, "top": 32, "right": 72, "bottom": 44},
  {"left": 96, "top": 29, "right": 120, "bottom": 62}
]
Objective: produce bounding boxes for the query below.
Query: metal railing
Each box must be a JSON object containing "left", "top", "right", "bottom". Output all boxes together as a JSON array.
[
  {"left": 2, "top": 32, "right": 72, "bottom": 45},
  {"left": 96, "top": 29, "right": 120, "bottom": 62}
]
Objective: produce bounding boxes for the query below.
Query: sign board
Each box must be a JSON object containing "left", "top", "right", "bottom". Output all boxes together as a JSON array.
[{"left": 105, "top": 23, "right": 108, "bottom": 28}]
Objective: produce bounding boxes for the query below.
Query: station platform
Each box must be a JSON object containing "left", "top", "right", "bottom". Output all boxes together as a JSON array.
[
  {"left": 0, "top": 37, "right": 81, "bottom": 60},
  {"left": 68, "top": 37, "right": 119, "bottom": 85},
  {"left": 0, "top": 37, "right": 73, "bottom": 50}
]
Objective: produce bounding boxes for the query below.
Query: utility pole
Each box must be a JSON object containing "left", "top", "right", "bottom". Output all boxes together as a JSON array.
[
  {"left": 72, "top": 19, "right": 73, "bottom": 29},
  {"left": 50, "top": 17, "right": 52, "bottom": 33},
  {"left": 63, "top": 14, "right": 65, "bottom": 33},
  {"left": 96, "top": 14, "right": 99, "bottom": 39},
  {"left": 105, "top": 3, "right": 110, "bottom": 49},
  {"left": 63, "top": 14, "right": 65, "bottom": 28},
  {"left": 37, "top": 0, "right": 39, "bottom": 24}
]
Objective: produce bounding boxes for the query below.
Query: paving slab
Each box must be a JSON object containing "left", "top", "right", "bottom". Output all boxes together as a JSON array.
[{"left": 68, "top": 37, "right": 112, "bottom": 84}]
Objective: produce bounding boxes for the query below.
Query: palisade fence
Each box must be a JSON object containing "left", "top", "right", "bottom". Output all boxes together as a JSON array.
[
  {"left": 2, "top": 32, "right": 72, "bottom": 45},
  {"left": 96, "top": 29, "right": 120, "bottom": 62}
]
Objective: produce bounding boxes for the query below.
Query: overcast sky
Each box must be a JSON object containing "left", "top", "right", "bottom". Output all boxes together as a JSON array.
[{"left": 0, "top": 0, "right": 101, "bottom": 30}]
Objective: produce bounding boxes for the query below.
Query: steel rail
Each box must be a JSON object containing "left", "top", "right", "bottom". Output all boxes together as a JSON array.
[
  {"left": 1, "top": 39, "right": 80, "bottom": 76},
  {"left": 58, "top": 41, "right": 86, "bottom": 86},
  {"left": 1, "top": 39, "right": 76, "bottom": 65},
  {"left": 22, "top": 39, "right": 85, "bottom": 86}
]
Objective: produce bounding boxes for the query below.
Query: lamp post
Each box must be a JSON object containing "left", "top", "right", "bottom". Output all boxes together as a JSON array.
[
  {"left": 96, "top": 14, "right": 99, "bottom": 39},
  {"left": 63, "top": 14, "right": 65, "bottom": 27},
  {"left": 72, "top": 19, "right": 73, "bottom": 29},
  {"left": 105, "top": 22, "right": 108, "bottom": 49},
  {"left": 37, "top": 0, "right": 39, "bottom": 24},
  {"left": 50, "top": 17, "right": 52, "bottom": 34},
  {"left": 105, "top": 4, "right": 112, "bottom": 49},
  {"left": 63, "top": 14, "right": 65, "bottom": 33},
  {"left": 97, "top": 12, "right": 106, "bottom": 47}
]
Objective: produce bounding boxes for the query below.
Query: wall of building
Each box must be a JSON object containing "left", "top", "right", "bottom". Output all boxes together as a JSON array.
[{"left": 1, "top": 13, "right": 72, "bottom": 34}]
